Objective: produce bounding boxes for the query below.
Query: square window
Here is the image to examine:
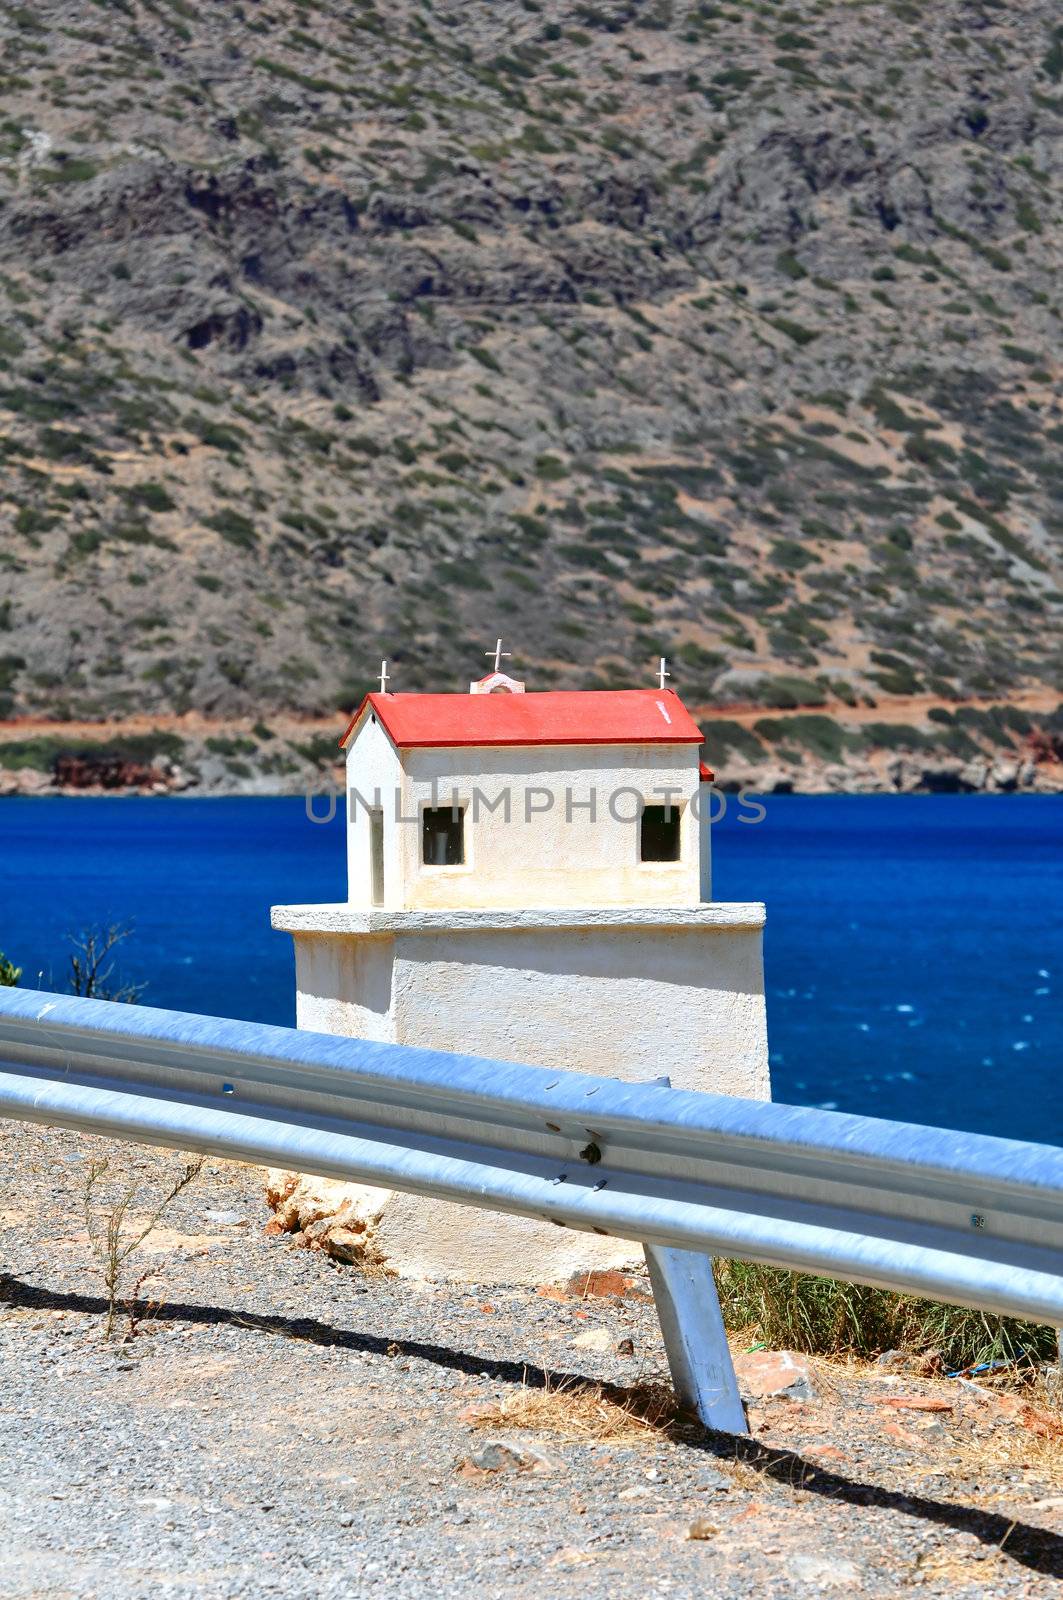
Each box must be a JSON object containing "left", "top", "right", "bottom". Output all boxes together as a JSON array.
[
  {"left": 640, "top": 803, "right": 681, "bottom": 862},
  {"left": 422, "top": 805, "right": 465, "bottom": 866}
]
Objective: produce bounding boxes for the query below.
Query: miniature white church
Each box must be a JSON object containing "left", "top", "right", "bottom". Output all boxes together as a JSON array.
[
  {"left": 342, "top": 647, "right": 714, "bottom": 913},
  {"left": 272, "top": 647, "right": 768, "bottom": 1280}
]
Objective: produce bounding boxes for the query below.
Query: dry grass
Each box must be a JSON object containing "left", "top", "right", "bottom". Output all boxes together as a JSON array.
[
  {"left": 962, "top": 1429, "right": 1063, "bottom": 1493},
  {"left": 948, "top": 1373, "right": 1063, "bottom": 1490},
  {"left": 346, "top": 1249, "right": 395, "bottom": 1282},
  {"left": 82, "top": 1150, "right": 204, "bottom": 1337},
  {"left": 781, "top": 1344, "right": 1063, "bottom": 1487},
  {"left": 465, "top": 1372, "right": 689, "bottom": 1444}
]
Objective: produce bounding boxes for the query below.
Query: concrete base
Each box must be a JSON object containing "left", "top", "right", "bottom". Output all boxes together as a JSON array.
[{"left": 271, "top": 901, "right": 769, "bottom": 1281}]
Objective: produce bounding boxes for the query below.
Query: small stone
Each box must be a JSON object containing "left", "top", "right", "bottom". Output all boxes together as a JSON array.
[
  {"left": 549, "top": 1548, "right": 596, "bottom": 1569},
  {"left": 203, "top": 1209, "right": 246, "bottom": 1227},
  {"left": 458, "top": 1401, "right": 500, "bottom": 1426},
  {"left": 568, "top": 1268, "right": 633, "bottom": 1298},
  {"left": 325, "top": 1226, "right": 370, "bottom": 1262},
  {"left": 805, "top": 1444, "right": 848, "bottom": 1465},
  {"left": 786, "top": 1554, "right": 863, "bottom": 1589},
  {"left": 464, "top": 1439, "right": 551, "bottom": 1474},
  {"left": 1018, "top": 1402, "right": 1063, "bottom": 1439},
  {"left": 871, "top": 1395, "right": 952, "bottom": 1412},
  {"left": 569, "top": 1327, "right": 612, "bottom": 1351},
  {"left": 694, "top": 1467, "right": 731, "bottom": 1492},
  {"left": 564, "top": 1269, "right": 652, "bottom": 1302},
  {"left": 615, "top": 1337, "right": 635, "bottom": 1357},
  {"left": 882, "top": 1421, "right": 923, "bottom": 1449},
  {"left": 733, "top": 1350, "right": 817, "bottom": 1403}
]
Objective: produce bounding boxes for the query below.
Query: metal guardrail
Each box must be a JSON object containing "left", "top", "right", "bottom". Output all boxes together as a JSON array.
[{"left": 1, "top": 986, "right": 1061, "bottom": 1435}]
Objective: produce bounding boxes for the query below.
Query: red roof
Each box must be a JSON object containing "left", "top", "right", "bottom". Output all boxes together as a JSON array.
[{"left": 340, "top": 689, "right": 704, "bottom": 751}]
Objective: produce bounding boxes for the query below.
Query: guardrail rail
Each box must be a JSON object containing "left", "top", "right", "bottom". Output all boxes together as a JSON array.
[{"left": 2, "top": 986, "right": 1062, "bottom": 1434}]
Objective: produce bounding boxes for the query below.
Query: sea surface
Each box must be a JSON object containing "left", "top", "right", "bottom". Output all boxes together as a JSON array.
[{"left": 1, "top": 794, "right": 1060, "bottom": 1145}]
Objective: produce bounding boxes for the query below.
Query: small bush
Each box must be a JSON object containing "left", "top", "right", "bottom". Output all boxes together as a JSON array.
[
  {"left": 40, "top": 158, "right": 99, "bottom": 184},
  {"left": 770, "top": 316, "right": 819, "bottom": 347},
  {"left": 862, "top": 722, "right": 927, "bottom": 751},
  {"left": 754, "top": 714, "right": 861, "bottom": 762},
  {"left": 715, "top": 1259, "right": 1056, "bottom": 1371},
  {"left": 438, "top": 557, "right": 492, "bottom": 591},
  {"left": 1041, "top": 26, "right": 1063, "bottom": 83},
  {"left": 205, "top": 735, "right": 257, "bottom": 757},
  {"left": 769, "top": 538, "right": 819, "bottom": 571},
  {"left": 203, "top": 508, "right": 256, "bottom": 548},
  {"left": 775, "top": 250, "right": 807, "bottom": 280},
  {"left": 124, "top": 482, "right": 176, "bottom": 514},
  {"left": 15, "top": 506, "right": 59, "bottom": 537},
  {"left": 677, "top": 641, "right": 725, "bottom": 672},
  {"left": 701, "top": 719, "right": 765, "bottom": 764},
  {"left": 468, "top": 344, "right": 502, "bottom": 374},
  {"left": 750, "top": 676, "right": 827, "bottom": 710},
  {"left": 193, "top": 418, "right": 246, "bottom": 454},
  {"left": 869, "top": 650, "right": 922, "bottom": 695},
  {"left": 0, "top": 733, "right": 184, "bottom": 772}
]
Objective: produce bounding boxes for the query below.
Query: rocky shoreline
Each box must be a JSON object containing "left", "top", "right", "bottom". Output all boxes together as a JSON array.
[
  {"left": 3, "top": 754, "right": 1062, "bottom": 800},
  {"left": 2, "top": 705, "right": 1062, "bottom": 799},
  {"left": 721, "top": 751, "right": 1063, "bottom": 797}
]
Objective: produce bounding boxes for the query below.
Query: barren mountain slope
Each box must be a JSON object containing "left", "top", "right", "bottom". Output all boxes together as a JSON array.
[{"left": 0, "top": 0, "right": 1061, "bottom": 787}]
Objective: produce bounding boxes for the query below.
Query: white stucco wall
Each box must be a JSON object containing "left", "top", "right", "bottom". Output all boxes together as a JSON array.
[
  {"left": 344, "top": 713, "right": 403, "bottom": 909},
  {"left": 271, "top": 902, "right": 769, "bottom": 1282},
  {"left": 344, "top": 711, "right": 709, "bottom": 910}
]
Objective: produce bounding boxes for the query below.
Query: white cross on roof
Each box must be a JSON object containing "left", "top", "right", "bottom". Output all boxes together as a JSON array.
[{"left": 485, "top": 638, "right": 511, "bottom": 674}]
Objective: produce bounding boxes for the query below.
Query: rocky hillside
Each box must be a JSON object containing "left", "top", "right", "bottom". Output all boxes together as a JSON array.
[{"left": 0, "top": 0, "right": 1061, "bottom": 788}]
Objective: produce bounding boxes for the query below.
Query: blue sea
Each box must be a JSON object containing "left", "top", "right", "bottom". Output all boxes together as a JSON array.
[{"left": 1, "top": 795, "right": 1060, "bottom": 1144}]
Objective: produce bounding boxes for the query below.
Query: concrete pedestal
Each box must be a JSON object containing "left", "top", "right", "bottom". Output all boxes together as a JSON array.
[{"left": 271, "top": 901, "right": 769, "bottom": 1281}]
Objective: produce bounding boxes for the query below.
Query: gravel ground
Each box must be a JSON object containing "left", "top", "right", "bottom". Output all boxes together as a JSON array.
[{"left": 1, "top": 1121, "right": 1062, "bottom": 1600}]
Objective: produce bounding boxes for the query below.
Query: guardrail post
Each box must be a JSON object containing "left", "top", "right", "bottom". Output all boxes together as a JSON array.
[{"left": 644, "top": 1244, "right": 747, "bottom": 1435}]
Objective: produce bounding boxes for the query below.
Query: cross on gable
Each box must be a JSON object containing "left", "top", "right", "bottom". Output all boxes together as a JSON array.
[{"left": 485, "top": 637, "right": 511, "bottom": 674}]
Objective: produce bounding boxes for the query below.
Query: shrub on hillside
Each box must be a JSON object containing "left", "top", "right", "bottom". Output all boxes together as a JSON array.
[{"left": 749, "top": 676, "right": 827, "bottom": 709}]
